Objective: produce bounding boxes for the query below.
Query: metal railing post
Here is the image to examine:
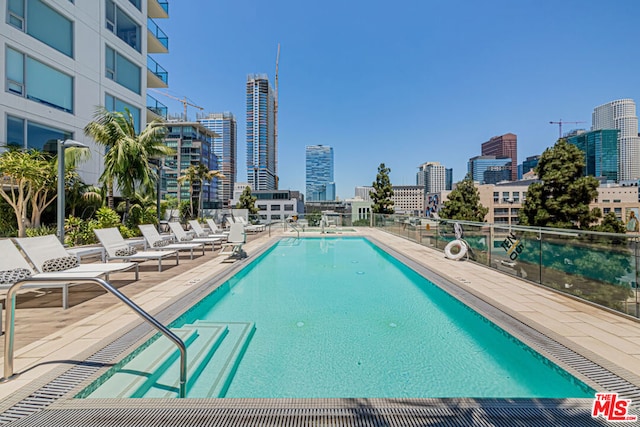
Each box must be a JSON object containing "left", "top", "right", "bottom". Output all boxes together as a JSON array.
[{"left": 2, "top": 277, "right": 187, "bottom": 398}]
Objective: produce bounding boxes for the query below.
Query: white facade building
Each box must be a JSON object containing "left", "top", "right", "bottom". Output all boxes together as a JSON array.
[
  {"left": 592, "top": 99, "right": 640, "bottom": 180},
  {"left": 417, "top": 161, "right": 446, "bottom": 193},
  {"left": 354, "top": 186, "right": 373, "bottom": 202},
  {"left": 391, "top": 185, "right": 424, "bottom": 215},
  {"left": 2, "top": 0, "right": 170, "bottom": 186}
]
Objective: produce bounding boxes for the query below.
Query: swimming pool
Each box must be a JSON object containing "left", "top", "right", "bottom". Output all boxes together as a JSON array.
[{"left": 81, "top": 237, "right": 594, "bottom": 399}]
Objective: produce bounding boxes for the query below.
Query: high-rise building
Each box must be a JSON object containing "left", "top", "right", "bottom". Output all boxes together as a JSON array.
[
  {"left": 246, "top": 74, "right": 277, "bottom": 190},
  {"left": 445, "top": 168, "right": 453, "bottom": 190},
  {"left": 521, "top": 155, "right": 541, "bottom": 178},
  {"left": 163, "top": 122, "right": 220, "bottom": 207},
  {"left": 481, "top": 133, "right": 518, "bottom": 181},
  {"left": 416, "top": 162, "right": 447, "bottom": 193},
  {"left": 354, "top": 186, "right": 373, "bottom": 201},
  {"left": 306, "top": 145, "right": 335, "bottom": 201},
  {"left": 567, "top": 130, "right": 619, "bottom": 182},
  {"left": 2, "top": 0, "right": 171, "bottom": 186},
  {"left": 468, "top": 156, "right": 511, "bottom": 184},
  {"left": 592, "top": 99, "right": 640, "bottom": 180},
  {"left": 198, "top": 112, "right": 237, "bottom": 207}
]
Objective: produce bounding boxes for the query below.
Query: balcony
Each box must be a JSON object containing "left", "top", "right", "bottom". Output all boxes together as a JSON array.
[
  {"left": 147, "top": 18, "right": 168, "bottom": 53},
  {"left": 148, "top": 0, "right": 168, "bottom": 19},
  {"left": 147, "top": 56, "right": 168, "bottom": 88},
  {"left": 146, "top": 94, "right": 168, "bottom": 120}
]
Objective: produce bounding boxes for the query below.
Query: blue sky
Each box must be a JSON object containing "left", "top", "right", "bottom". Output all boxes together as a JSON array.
[{"left": 160, "top": 0, "right": 640, "bottom": 199}]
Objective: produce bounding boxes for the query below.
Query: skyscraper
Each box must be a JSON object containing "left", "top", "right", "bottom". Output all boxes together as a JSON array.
[
  {"left": 592, "top": 99, "right": 640, "bottom": 180},
  {"left": 567, "top": 130, "right": 619, "bottom": 182},
  {"left": 2, "top": 0, "right": 171, "bottom": 186},
  {"left": 416, "top": 162, "right": 446, "bottom": 193},
  {"left": 198, "top": 112, "right": 237, "bottom": 207},
  {"left": 246, "top": 74, "right": 277, "bottom": 190},
  {"left": 481, "top": 133, "right": 518, "bottom": 181},
  {"left": 468, "top": 156, "right": 511, "bottom": 184},
  {"left": 306, "top": 145, "right": 335, "bottom": 201}
]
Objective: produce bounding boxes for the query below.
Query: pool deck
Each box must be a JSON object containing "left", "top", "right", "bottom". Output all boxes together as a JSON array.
[{"left": 1, "top": 227, "right": 639, "bottom": 425}]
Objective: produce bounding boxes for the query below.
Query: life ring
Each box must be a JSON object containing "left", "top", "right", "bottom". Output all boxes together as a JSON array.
[{"left": 444, "top": 239, "right": 468, "bottom": 260}]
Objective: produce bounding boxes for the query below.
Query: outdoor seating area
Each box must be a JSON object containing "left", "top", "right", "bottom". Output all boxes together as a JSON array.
[{"left": 0, "top": 219, "right": 248, "bottom": 311}]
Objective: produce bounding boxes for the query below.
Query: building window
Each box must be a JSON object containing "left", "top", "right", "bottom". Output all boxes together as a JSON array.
[
  {"left": 6, "top": 115, "right": 72, "bottom": 152},
  {"left": 128, "top": 0, "right": 141, "bottom": 10},
  {"left": 271, "top": 204, "right": 281, "bottom": 211},
  {"left": 613, "top": 199, "right": 621, "bottom": 203},
  {"left": 7, "top": 0, "right": 73, "bottom": 57},
  {"left": 6, "top": 47, "right": 73, "bottom": 113},
  {"left": 105, "top": 94, "right": 140, "bottom": 133},
  {"left": 257, "top": 204, "right": 267, "bottom": 210},
  {"left": 284, "top": 204, "right": 294, "bottom": 211},
  {"left": 513, "top": 192, "right": 520, "bottom": 202},
  {"left": 603, "top": 207, "right": 611, "bottom": 214},
  {"left": 271, "top": 214, "right": 281, "bottom": 220},
  {"left": 106, "top": 0, "right": 141, "bottom": 52},
  {"left": 105, "top": 46, "right": 141, "bottom": 94}
]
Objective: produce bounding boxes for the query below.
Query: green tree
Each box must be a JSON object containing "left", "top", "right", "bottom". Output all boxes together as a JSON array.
[
  {"left": 0, "top": 149, "right": 51, "bottom": 236},
  {"left": 177, "top": 162, "right": 225, "bottom": 219},
  {"left": 370, "top": 163, "right": 394, "bottom": 214},
  {"left": 235, "top": 186, "right": 258, "bottom": 214},
  {"left": 84, "top": 107, "right": 174, "bottom": 209},
  {"left": 593, "top": 212, "right": 626, "bottom": 234},
  {"left": 439, "top": 175, "right": 488, "bottom": 222},
  {"left": 519, "top": 139, "right": 600, "bottom": 229}
]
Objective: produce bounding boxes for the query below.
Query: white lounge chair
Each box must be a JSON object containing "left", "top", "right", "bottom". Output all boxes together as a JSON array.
[
  {"left": 205, "top": 218, "right": 230, "bottom": 237},
  {"left": 0, "top": 239, "right": 114, "bottom": 309},
  {"left": 235, "top": 216, "right": 264, "bottom": 232},
  {"left": 138, "top": 224, "right": 205, "bottom": 260},
  {"left": 14, "top": 235, "right": 139, "bottom": 281},
  {"left": 167, "top": 222, "right": 221, "bottom": 252},
  {"left": 219, "top": 223, "right": 246, "bottom": 259},
  {"left": 94, "top": 228, "right": 179, "bottom": 272},
  {"left": 188, "top": 220, "right": 227, "bottom": 242}
]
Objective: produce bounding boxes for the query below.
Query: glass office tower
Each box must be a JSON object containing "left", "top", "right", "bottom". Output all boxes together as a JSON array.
[{"left": 306, "top": 145, "right": 335, "bottom": 201}]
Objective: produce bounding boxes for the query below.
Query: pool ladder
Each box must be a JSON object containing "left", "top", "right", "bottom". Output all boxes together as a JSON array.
[{"left": 1, "top": 277, "right": 188, "bottom": 398}]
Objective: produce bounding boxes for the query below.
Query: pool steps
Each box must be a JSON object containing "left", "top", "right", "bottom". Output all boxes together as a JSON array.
[{"left": 85, "top": 321, "right": 255, "bottom": 398}]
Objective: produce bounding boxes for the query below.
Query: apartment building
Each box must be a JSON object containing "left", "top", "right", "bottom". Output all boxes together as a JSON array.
[{"left": 2, "top": 0, "right": 171, "bottom": 186}]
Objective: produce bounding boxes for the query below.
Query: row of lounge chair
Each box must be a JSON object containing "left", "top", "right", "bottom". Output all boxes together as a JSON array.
[{"left": 0, "top": 220, "right": 247, "bottom": 309}]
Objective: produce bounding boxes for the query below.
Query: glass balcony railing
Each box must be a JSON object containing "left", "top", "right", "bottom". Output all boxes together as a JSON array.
[
  {"left": 373, "top": 214, "right": 640, "bottom": 320},
  {"left": 146, "top": 94, "right": 167, "bottom": 118},
  {"left": 147, "top": 18, "right": 168, "bottom": 50},
  {"left": 147, "top": 56, "right": 168, "bottom": 85},
  {"left": 157, "top": 0, "right": 168, "bottom": 14}
]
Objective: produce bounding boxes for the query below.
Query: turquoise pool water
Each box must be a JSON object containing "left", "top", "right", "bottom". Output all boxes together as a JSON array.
[{"left": 82, "top": 237, "right": 594, "bottom": 399}]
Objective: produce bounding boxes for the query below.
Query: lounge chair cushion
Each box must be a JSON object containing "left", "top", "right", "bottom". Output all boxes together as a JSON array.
[
  {"left": 153, "top": 239, "right": 170, "bottom": 248},
  {"left": 0, "top": 268, "right": 32, "bottom": 284},
  {"left": 115, "top": 246, "right": 138, "bottom": 256},
  {"left": 41, "top": 256, "right": 79, "bottom": 272}
]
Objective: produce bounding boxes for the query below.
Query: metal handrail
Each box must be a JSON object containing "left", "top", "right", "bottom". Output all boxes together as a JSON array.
[
  {"left": 288, "top": 223, "right": 301, "bottom": 239},
  {"left": 2, "top": 277, "right": 187, "bottom": 398}
]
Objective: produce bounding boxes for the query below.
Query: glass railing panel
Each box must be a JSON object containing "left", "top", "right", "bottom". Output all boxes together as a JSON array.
[
  {"left": 147, "top": 56, "right": 168, "bottom": 84},
  {"left": 372, "top": 214, "right": 640, "bottom": 319},
  {"left": 147, "top": 18, "right": 168, "bottom": 50},
  {"left": 146, "top": 94, "right": 167, "bottom": 118}
]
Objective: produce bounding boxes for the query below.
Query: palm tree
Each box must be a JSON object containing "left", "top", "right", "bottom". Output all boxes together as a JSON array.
[
  {"left": 177, "top": 162, "right": 225, "bottom": 219},
  {"left": 84, "top": 107, "right": 174, "bottom": 210}
]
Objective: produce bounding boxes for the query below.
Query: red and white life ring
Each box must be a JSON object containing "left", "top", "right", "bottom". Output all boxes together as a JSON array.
[{"left": 444, "top": 239, "right": 468, "bottom": 260}]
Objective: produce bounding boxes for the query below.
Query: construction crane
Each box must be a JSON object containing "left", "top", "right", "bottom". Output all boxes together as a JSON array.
[
  {"left": 149, "top": 89, "right": 203, "bottom": 121},
  {"left": 274, "top": 43, "right": 280, "bottom": 188},
  {"left": 549, "top": 119, "right": 586, "bottom": 138}
]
